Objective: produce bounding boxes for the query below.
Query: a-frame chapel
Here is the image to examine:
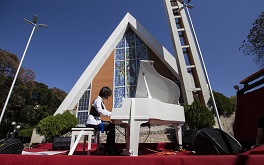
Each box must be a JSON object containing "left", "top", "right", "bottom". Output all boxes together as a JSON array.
[{"left": 54, "top": 13, "right": 183, "bottom": 126}]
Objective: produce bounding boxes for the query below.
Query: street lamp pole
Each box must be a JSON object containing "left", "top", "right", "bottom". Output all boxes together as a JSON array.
[{"left": 0, "top": 15, "right": 48, "bottom": 125}]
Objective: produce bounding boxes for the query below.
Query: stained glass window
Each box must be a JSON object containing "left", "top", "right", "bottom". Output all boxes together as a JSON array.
[
  {"left": 116, "top": 37, "right": 125, "bottom": 48},
  {"left": 77, "top": 85, "right": 91, "bottom": 126},
  {"left": 115, "top": 48, "right": 125, "bottom": 60},
  {"left": 114, "top": 28, "right": 148, "bottom": 108},
  {"left": 114, "top": 87, "right": 125, "bottom": 108}
]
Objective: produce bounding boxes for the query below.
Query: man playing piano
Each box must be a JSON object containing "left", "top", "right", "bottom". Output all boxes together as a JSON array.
[{"left": 86, "top": 86, "right": 116, "bottom": 155}]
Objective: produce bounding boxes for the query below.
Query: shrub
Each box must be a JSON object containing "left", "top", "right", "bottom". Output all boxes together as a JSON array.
[
  {"left": 36, "top": 110, "right": 78, "bottom": 142},
  {"left": 18, "top": 128, "right": 33, "bottom": 143},
  {"left": 184, "top": 101, "right": 215, "bottom": 130}
]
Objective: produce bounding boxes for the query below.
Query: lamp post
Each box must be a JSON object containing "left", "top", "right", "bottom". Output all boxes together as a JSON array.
[
  {"left": 11, "top": 121, "right": 21, "bottom": 138},
  {"left": 0, "top": 14, "right": 48, "bottom": 125},
  {"left": 177, "top": 0, "right": 223, "bottom": 130}
]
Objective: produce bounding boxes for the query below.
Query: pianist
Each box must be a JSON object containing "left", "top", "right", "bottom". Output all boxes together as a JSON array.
[{"left": 86, "top": 86, "right": 116, "bottom": 155}]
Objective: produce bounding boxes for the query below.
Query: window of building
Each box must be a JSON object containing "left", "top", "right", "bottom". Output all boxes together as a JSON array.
[
  {"left": 114, "top": 28, "right": 148, "bottom": 108},
  {"left": 76, "top": 85, "right": 91, "bottom": 126}
]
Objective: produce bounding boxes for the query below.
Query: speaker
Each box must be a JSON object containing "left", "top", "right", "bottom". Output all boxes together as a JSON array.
[
  {"left": 52, "top": 137, "right": 71, "bottom": 150},
  {"left": 182, "top": 130, "right": 199, "bottom": 150},
  {"left": 192, "top": 128, "right": 242, "bottom": 155},
  {"left": 0, "top": 138, "right": 24, "bottom": 154}
]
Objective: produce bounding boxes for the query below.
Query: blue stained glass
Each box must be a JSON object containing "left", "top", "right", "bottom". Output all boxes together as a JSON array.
[
  {"left": 136, "top": 46, "right": 147, "bottom": 59},
  {"left": 136, "top": 59, "right": 142, "bottom": 75},
  {"left": 115, "top": 61, "right": 125, "bottom": 86},
  {"left": 126, "top": 60, "right": 137, "bottom": 85},
  {"left": 115, "top": 49, "right": 125, "bottom": 60},
  {"left": 126, "top": 48, "right": 136, "bottom": 59},
  {"left": 126, "top": 86, "right": 136, "bottom": 98},
  {"left": 126, "top": 30, "right": 135, "bottom": 47},
  {"left": 135, "top": 35, "right": 144, "bottom": 46},
  {"left": 116, "top": 37, "right": 125, "bottom": 48},
  {"left": 114, "top": 28, "right": 148, "bottom": 108},
  {"left": 114, "top": 87, "right": 125, "bottom": 108}
]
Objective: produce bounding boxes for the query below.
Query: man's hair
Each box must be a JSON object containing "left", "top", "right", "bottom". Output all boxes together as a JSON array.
[{"left": 99, "top": 86, "right": 112, "bottom": 98}]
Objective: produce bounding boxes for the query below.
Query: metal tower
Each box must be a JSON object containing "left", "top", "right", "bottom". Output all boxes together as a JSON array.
[{"left": 163, "top": 0, "right": 210, "bottom": 105}]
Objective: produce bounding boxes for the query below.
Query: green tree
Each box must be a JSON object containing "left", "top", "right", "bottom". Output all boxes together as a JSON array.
[
  {"left": 48, "top": 88, "right": 67, "bottom": 114},
  {"left": 229, "top": 96, "right": 237, "bottom": 113},
  {"left": 184, "top": 101, "right": 215, "bottom": 130},
  {"left": 35, "top": 115, "right": 59, "bottom": 142},
  {"left": 208, "top": 91, "right": 235, "bottom": 117},
  {"left": 36, "top": 110, "right": 78, "bottom": 142},
  {"left": 240, "top": 12, "right": 264, "bottom": 68},
  {"left": 0, "top": 49, "right": 67, "bottom": 140},
  {"left": 0, "top": 49, "right": 35, "bottom": 138},
  {"left": 30, "top": 82, "right": 67, "bottom": 118},
  {"left": 18, "top": 128, "right": 33, "bottom": 142}
]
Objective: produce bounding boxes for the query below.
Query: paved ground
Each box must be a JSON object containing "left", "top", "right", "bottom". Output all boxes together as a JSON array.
[{"left": 100, "top": 125, "right": 175, "bottom": 143}]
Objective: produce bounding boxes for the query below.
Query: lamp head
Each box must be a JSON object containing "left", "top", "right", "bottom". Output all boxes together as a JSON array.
[
  {"left": 23, "top": 18, "right": 34, "bottom": 25},
  {"left": 33, "top": 14, "right": 38, "bottom": 24},
  {"left": 38, "top": 24, "right": 48, "bottom": 28}
]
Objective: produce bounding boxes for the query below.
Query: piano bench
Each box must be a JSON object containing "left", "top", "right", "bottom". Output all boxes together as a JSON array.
[{"left": 69, "top": 127, "right": 100, "bottom": 155}]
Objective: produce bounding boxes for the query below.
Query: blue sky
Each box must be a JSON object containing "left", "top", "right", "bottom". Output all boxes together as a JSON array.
[{"left": 0, "top": 0, "right": 263, "bottom": 97}]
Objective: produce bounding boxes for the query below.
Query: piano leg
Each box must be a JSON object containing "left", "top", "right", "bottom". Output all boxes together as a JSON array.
[
  {"left": 122, "top": 124, "right": 130, "bottom": 156},
  {"left": 173, "top": 124, "right": 183, "bottom": 148},
  {"left": 129, "top": 120, "right": 148, "bottom": 156},
  {"left": 128, "top": 98, "right": 149, "bottom": 156}
]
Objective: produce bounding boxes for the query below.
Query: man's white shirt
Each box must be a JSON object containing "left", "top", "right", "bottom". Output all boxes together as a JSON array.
[{"left": 86, "top": 96, "right": 111, "bottom": 125}]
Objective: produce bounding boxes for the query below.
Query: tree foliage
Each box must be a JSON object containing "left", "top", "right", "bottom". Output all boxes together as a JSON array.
[
  {"left": 240, "top": 12, "right": 264, "bottom": 68},
  {"left": 0, "top": 49, "right": 67, "bottom": 141},
  {"left": 35, "top": 116, "right": 59, "bottom": 142},
  {"left": 184, "top": 101, "right": 215, "bottom": 130},
  {"left": 208, "top": 91, "right": 236, "bottom": 117},
  {"left": 18, "top": 128, "right": 33, "bottom": 142},
  {"left": 36, "top": 110, "right": 78, "bottom": 142},
  {"left": 0, "top": 49, "right": 35, "bottom": 139}
]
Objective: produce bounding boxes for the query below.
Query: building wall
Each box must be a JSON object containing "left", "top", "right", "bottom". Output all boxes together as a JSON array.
[
  {"left": 91, "top": 50, "right": 115, "bottom": 121},
  {"left": 148, "top": 47, "right": 175, "bottom": 82}
]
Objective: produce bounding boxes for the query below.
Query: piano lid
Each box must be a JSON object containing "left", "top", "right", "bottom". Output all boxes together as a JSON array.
[{"left": 136, "top": 60, "right": 180, "bottom": 104}]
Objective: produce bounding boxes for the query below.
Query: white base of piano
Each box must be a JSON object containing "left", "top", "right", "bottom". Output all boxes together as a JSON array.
[
  {"left": 112, "top": 98, "right": 185, "bottom": 156},
  {"left": 123, "top": 123, "right": 183, "bottom": 156}
]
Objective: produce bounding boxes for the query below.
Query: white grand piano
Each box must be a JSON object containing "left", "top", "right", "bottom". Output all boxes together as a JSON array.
[{"left": 111, "top": 60, "right": 185, "bottom": 156}]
